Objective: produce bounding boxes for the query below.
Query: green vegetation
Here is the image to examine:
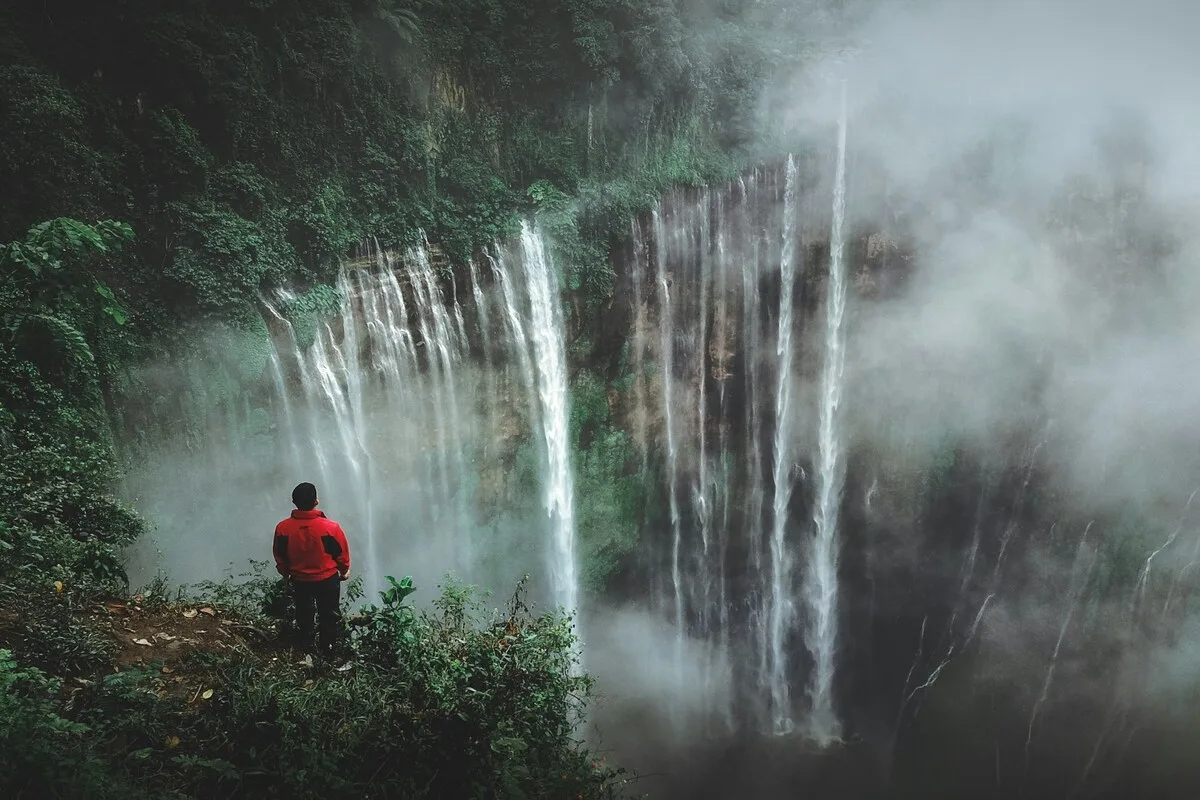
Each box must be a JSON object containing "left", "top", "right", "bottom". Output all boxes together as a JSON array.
[
  {"left": 0, "top": 0, "right": 819, "bottom": 794},
  {"left": 570, "top": 369, "right": 649, "bottom": 591},
  {"left": 1, "top": 569, "right": 628, "bottom": 798},
  {"left": 0, "top": 0, "right": 802, "bottom": 579},
  {"left": 0, "top": 220, "right": 627, "bottom": 796},
  {"left": 0, "top": 0, "right": 792, "bottom": 334},
  {"left": 0, "top": 218, "right": 145, "bottom": 608}
]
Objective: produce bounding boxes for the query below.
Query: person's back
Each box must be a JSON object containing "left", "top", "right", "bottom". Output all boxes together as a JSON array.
[
  {"left": 273, "top": 482, "right": 350, "bottom": 658},
  {"left": 274, "top": 508, "right": 348, "bottom": 582}
]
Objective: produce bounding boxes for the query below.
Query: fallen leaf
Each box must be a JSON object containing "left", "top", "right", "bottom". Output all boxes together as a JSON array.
[
  {"left": 53, "top": 580, "right": 63, "bottom": 593},
  {"left": 199, "top": 607, "right": 215, "bottom": 616},
  {"left": 153, "top": 632, "right": 174, "bottom": 641},
  {"left": 164, "top": 735, "right": 180, "bottom": 749},
  {"left": 133, "top": 638, "right": 152, "bottom": 647},
  {"left": 182, "top": 609, "right": 198, "bottom": 619},
  {"left": 161, "top": 666, "right": 174, "bottom": 674},
  {"left": 201, "top": 688, "right": 214, "bottom": 700}
]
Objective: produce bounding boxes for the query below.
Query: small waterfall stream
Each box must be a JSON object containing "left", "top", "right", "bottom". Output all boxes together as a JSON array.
[
  {"left": 804, "top": 83, "right": 850, "bottom": 743},
  {"left": 767, "top": 153, "right": 802, "bottom": 734},
  {"left": 265, "top": 227, "right": 579, "bottom": 613},
  {"left": 501, "top": 223, "right": 579, "bottom": 623}
]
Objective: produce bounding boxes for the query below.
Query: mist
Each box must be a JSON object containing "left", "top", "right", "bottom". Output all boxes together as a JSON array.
[
  {"left": 746, "top": 0, "right": 1200, "bottom": 794},
  {"left": 112, "top": 0, "right": 1200, "bottom": 796},
  {"left": 583, "top": 0, "right": 1200, "bottom": 794},
  {"left": 754, "top": 0, "right": 1200, "bottom": 526}
]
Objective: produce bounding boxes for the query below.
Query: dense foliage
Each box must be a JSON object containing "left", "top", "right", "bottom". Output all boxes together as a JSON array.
[
  {"left": 0, "top": 0, "right": 809, "bottom": 594},
  {"left": 1, "top": 570, "right": 627, "bottom": 798},
  {"left": 0, "top": 0, "right": 796, "bottom": 330},
  {"left": 0, "top": 219, "right": 147, "bottom": 672},
  {"left": 0, "top": 2, "right": 815, "bottom": 795},
  {"left": 0, "top": 218, "right": 627, "bottom": 796}
]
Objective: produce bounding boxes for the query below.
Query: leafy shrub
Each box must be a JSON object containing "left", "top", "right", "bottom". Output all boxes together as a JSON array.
[
  {"left": 197, "top": 576, "right": 626, "bottom": 798},
  {"left": 31, "top": 573, "right": 633, "bottom": 799},
  {"left": 0, "top": 433, "right": 144, "bottom": 592},
  {"left": 0, "top": 649, "right": 130, "bottom": 799},
  {"left": 0, "top": 583, "right": 117, "bottom": 677}
]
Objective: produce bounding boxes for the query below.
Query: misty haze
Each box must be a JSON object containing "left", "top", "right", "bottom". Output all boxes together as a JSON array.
[{"left": 5, "top": 0, "right": 1200, "bottom": 797}]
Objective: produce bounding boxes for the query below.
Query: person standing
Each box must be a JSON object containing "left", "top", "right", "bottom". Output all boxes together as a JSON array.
[{"left": 272, "top": 482, "right": 350, "bottom": 658}]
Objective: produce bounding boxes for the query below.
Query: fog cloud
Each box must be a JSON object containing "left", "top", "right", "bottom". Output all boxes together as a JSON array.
[{"left": 761, "top": 0, "right": 1200, "bottom": 519}]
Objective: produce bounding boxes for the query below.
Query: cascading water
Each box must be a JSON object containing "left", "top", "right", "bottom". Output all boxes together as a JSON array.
[
  {"left": 147, "top": 109, "right": 864, "bottom": 743},
  {"left": 652, "top": 205, "right": 686, "bottom": 680},
  {"left": 630, "top": 159, "right": 812, "bottom": 734},
  {"left": 264, "top": 244, "right": 475, "bottom": 595},
  {"left": 803, "top": 82, "right": 850, "bottom": 743},
  {"left": 500, "top": 223, "right": 579, "bottom": 624},
  {"left": 264, "top": 228, "right": 578, "bottom": 615},
  {"left": 767, "top": 154, "right": 802, "bottom": 735},
  {"left": 626, "top": 122, "right": 856, "bottom": 737}
]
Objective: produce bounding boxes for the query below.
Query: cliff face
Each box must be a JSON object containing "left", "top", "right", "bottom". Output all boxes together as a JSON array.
[
  {"left": 571, "top": 155, "right": 1200, "bottom": 795},
  {"left": 116, "top": 146, "right": 1200, "bottom": 796}
]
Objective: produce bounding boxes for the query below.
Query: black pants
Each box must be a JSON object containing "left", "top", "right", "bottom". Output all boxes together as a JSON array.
[{"left": 293, "top": 575, "right": 342, "bottom": 657}]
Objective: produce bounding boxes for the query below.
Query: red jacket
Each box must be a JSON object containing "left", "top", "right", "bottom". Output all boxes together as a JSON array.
[{"left": 273, "top": 509, "right": 350, "bottom": 582}]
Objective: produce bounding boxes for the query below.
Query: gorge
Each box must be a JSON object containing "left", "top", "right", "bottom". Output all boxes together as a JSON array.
[
  {"left": 6, "top": 0, "right": 1200, "bottom": 797},
  {"left": 128, "top": 99, "right": 1200, "bottom": 799}
]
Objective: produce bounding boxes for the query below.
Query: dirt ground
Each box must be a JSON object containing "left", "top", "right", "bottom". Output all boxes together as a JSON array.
[
  {"left": 102, "top": 600, "right": 260, "bottom": 667},
  {"left": 93, "top": 598, "right": 296, "bottom": 702}
]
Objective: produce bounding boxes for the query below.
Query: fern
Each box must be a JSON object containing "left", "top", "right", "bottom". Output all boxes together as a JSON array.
[
  {"left": 18, "top": 218, "right": 131, "bottom": 269},
  {"left": 11, "top": 313, "right": 96, "bottom": 370}
]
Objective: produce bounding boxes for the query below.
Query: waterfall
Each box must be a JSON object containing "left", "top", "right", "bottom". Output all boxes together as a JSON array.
[
  {"left": 803, "top": 82, "right": 850, "bottom": 743},
  {"left": 205, "top": 139, "right": 860, "bottom": 740},
  {"left": 512, "top": 222, "right": 579, "bottom": 623},
  {"left": 652, "top": 205, "right": 686, "bottom": 679},
  {"left": 766, "top": 154, "right": 802, "bottom": 734},
  {"left": 621, "top": 137, "right": 858, "bottom": 736},
  {"left": 627, "top": 164, "right": 807, "bottom": 733},
  {"left": 264, "top": 229, "right": 578, "bottom": 615},
  {"left": 740, "top": 172, "right": 770, "bottom": 718},
  {"left": 263, "top": 303, "right": 304, "bottom": 469}
]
